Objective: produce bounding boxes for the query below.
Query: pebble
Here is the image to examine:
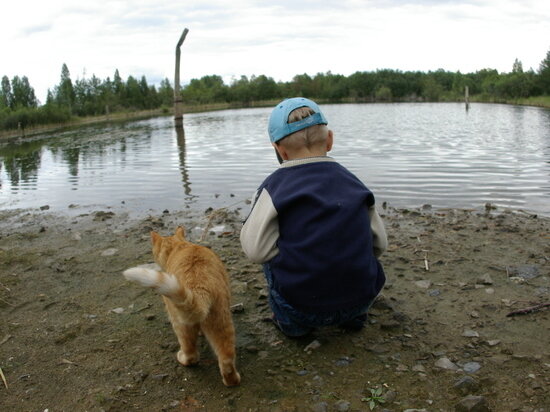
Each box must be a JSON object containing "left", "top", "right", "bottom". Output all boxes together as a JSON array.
[
  {"left": 435, "top": 357, "right": 459, "bottom": 370},
  {"left": 506, "top": 264, "right": 539, "bottom": 280},
  {"left": 428, "top": 289, "right": 441, "bottom": 297},
  {"left": 335, "top": 357, "right": 352, "bottom": 367},
  {"left": 486, "top": 339, "right": 500, "bottom": 346},
  {"left": 477, "top": 273, "right": 493, "bottom": 285},
  {"left": 333, "top": 400, "right": 351, "bottom": 411},
  {"left": 454, "top": 395, "right": 490, "bottom": 412},
  {"left": 453, "top": 375, "right": 480, "bottom": 395},
  {"left": 311, "top": 402, "right": 329, "bottom": 412},
  {"left": 111, "top": 307, "right": 125, "bottom": 314},
  {"left": 101, "top": 248, "right": 118, "bottom": 257},
  {"left": 462, "top": 329, "right": 480, "bottom": 338},
  {"left": 415, "top": 280, "right": 431, "bottom": 289},
  {"left": 462, "top": 361, "right": 481, "bottom": 373},
  {"left": 304, "top": 339, "right": 321, "bottom": 352},
  {"left": 230, "top": 303, "right": 245, "bottom": 313},
  {"left": 412, "top": 364, "right": 426, "bottom": 372}
]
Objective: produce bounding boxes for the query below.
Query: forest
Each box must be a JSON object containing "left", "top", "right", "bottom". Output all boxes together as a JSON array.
[{"left": 1, "top": 49, "right": 550, "bottom": 132}]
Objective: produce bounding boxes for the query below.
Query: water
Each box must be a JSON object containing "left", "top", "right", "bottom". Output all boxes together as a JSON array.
[{"left": 1, "top": 103, "right": 549, "bottom": 216}]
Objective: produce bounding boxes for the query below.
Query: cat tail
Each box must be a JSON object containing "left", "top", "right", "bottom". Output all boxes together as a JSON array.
[{"left": 123, "top": 267, "right": 184, "bottom": 299}]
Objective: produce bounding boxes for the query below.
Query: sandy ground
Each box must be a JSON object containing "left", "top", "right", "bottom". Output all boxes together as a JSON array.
[{"left": 0, "top": 204, "right": 548, "bottom": 411}]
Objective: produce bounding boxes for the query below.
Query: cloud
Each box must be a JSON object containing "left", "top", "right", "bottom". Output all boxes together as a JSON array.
[{"left": 2, "top": 0, "right": 549, "bottom": 103}]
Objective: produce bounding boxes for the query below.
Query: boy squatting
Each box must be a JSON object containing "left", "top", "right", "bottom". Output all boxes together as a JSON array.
[{"left": 240, "top": 97, "right": 388, "bottom": 337}]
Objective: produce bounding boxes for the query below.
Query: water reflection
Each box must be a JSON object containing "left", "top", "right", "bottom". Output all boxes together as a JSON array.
[
  {"left": 0, "top": 103, "right": 549, "bottom": 216},
  {"left": 2, "top": 140, "right": 42, "bottom": 188},
  {"left": 175, "top": 126, "right": 192, "bottom": 196}
]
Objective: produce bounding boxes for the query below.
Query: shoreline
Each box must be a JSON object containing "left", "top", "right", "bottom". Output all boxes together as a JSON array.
[{"left": 0, "top": 204, "right": 548, "bottom": 410}]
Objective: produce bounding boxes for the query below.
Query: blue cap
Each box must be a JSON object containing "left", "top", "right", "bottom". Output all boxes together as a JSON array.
[{"left": 268, "top": 97, "right": 328, "bottom": 143}]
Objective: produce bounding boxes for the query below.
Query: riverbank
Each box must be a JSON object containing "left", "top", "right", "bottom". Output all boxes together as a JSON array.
[{"left": 0, "top": 204, "right": 548, "bottom": 411}]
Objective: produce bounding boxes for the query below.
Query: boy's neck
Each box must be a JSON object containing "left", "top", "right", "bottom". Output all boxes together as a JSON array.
[{"left": 286, "top": 147, "right": 327, "bottom": 161}]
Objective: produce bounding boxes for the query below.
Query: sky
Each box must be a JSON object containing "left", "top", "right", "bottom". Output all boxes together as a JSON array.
[{"left": 2, "top": 0, "right": 549, "bottom": 103}]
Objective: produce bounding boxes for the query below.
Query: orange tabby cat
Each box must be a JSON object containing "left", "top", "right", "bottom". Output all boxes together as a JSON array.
[{"left": 123, "top": 226, "right": 241, "bottom": 387}]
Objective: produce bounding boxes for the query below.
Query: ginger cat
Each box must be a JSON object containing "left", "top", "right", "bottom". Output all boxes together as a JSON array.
[{"left": 123, "top": 226, "right": 241, "bottom": 387}]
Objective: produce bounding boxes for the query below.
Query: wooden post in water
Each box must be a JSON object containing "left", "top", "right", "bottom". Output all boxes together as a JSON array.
[
  {"left": 174, "top": 28, "right": 189, "bottom": 128},
  {"left": 465, "top": 86, "right": 470, "bottom": 111}
]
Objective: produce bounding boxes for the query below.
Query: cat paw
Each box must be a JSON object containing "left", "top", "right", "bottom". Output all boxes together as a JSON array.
[
  {"left": 177, "top": 350, "right": 199, "bottom": 366},
  {"left": 222, "top": 370, "right": 241, "bottom": 387}
]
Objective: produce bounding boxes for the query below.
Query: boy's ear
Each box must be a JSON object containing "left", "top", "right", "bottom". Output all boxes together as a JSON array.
[
  {"left": 272, "top": 143, "right": 289, "bottom": 161},
  {"left": 326, "top": 130, "right": 334, "bottom": 152},
  {"left": 175, "top": 226, "right": 185, "bottom": 240},
  {"left": 150, "top": 231, "right": 161, "bottom": 245}
]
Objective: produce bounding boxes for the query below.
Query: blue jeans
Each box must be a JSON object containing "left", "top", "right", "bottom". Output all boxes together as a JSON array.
[{"left": 263, "top": 263, "right": 373, "bottom": 337}]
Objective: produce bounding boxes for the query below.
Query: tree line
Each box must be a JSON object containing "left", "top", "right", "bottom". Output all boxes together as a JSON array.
[{"left": 1, "top": 49, "right": 550, "bottom": 132}]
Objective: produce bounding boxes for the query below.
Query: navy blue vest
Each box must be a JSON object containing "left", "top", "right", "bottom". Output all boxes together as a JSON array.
[{"left": 259, "top": 160, "right": 385, "bottom": 313}]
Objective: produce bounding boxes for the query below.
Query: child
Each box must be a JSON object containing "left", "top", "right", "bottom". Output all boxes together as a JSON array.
[{"left": 240, "top": 97, "right": 387, "bottom": 337}]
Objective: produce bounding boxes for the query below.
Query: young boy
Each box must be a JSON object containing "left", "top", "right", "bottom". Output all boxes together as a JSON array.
[{"left": 240, "top": 97, "right": 387, "bottom": 337}]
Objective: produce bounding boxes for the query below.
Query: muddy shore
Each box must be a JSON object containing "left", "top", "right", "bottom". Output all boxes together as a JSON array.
[{"left": 0, "top": 204, "right": 548, "bottom": 411}]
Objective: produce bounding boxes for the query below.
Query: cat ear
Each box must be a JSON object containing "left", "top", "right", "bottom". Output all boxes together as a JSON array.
[
  {"left": 150, "top": 231, "right": 161, "bottom": 245},
  {"left": 175, "top": 226, "right": 186, "bottom": 240}
]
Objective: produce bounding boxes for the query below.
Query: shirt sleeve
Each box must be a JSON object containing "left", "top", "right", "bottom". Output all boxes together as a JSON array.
[
  {"left": 239, "top": 188, "right": 280, "bottom": 263},
  {"left": 368, "top": 205, "right": 388, "bottom": 257}
]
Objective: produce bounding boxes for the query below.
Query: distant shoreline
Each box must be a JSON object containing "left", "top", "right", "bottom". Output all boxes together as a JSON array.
[{"left": 1, "top": 98, "right": 548, "bottom": 142}]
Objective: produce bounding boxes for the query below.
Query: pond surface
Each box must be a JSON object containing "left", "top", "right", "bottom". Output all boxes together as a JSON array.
[{"left": 1, "top": 103, "right": 549, "bottom": 216}]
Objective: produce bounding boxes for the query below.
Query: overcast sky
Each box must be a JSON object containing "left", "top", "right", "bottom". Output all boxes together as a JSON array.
[{"left": 2, "top": 0, "right": 549, "bottom": 103}]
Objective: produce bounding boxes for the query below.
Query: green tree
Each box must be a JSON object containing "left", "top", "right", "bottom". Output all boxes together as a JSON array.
[
  {"left": 1, "top": 75, "right": 12, "bottom": 109},
  {"left": 512, "top": 58, "right": 523, "bottom": 73},
  {"left": 55, "top": 63, "right": 76, "bottom": 111},
  {"left": 538, "top": 49, "right": 550, "bottom": 94},
  {"left": 158, "top": 78, "right": 174, "bottom": 106},
  {"left": 375, "top": 85, "right": 392, "bottom": 101},
  {"left": 11, "top": 76, "right": 37, "bottom": 108}
]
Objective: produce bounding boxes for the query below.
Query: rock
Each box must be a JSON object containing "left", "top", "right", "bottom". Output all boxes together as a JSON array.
[
  {"left": 477, "top": 274, "right": 493, "bottom": 285},
  {"left": 506, "top": 265, "right": 539, "bottom": 280},
  {"left": 380, "top": 320, "right": 401, "bottom": 330},
  {"left": 231, "top": 280, "right": 248, "bottom": 294},
  {"left": 111, "top": 307, "right": 125, "bottom": 314},
  {"left": 412, "top": 364, "right": 426, "bottom": 372},
  {"left": 311, "top": 402, "right": 329, "bottom": 412},
  {"left": 462, "top": 329, "right": 480, "bottom": 338},
  {"left": 335, "top": 357, "right": 352, "bottom": 367},
  {"left": 304, "top": 340, "right": 321, "bottom": 352},
  {"left": 230, "top": 303, "right": 244, "bottom": 313},
  {"left": 415, "top": 280, "right": 431, "bottom": 289},
  {"left": 428, "top": 289, "right": 441, "bottom": 297},
  {"left": 101, "top": 248, "right": 118, "bottom": 256},
  {"left": 462, "top": 362, "right": 481, "bottom": 373},
  {"left": 333, "top": 400, "right": 351, "bottom": 411},
  {"left": 486, "top": 340, "right": 500, "bottom": 346},
  {"left": 40, "top": 205, "right": 50, "bottom": 211},
  {"left": 453, "top": 375, "right": 480, "bottom": 395},
  {"left": 435, "top": 357, "right": 459, "bottom": 370},
  {"left": 454, "top": 395, "right": 490, "bottom": 411}
]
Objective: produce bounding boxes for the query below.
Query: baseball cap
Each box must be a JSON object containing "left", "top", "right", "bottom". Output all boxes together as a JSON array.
[{"left": 268, "top": 97, "right": 328, "bottom": 143}]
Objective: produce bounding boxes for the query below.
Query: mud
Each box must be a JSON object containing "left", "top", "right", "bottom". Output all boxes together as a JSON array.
[{"left": 0, "top": 204, "right": 548, "bottom": 411}]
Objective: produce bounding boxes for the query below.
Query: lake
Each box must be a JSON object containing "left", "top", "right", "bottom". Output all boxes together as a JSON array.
[{"left": 1, "top": 103, "right": 549, "bottom": 217}]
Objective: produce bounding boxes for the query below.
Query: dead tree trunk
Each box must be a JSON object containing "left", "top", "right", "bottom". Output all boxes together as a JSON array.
[{"left": 174, "top": 28, "right": 189, "bottom": 128}]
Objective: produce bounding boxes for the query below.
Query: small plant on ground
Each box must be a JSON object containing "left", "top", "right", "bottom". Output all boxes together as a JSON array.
[{"left": 361, "top": 387, "right": 385, "bottom": 410}]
